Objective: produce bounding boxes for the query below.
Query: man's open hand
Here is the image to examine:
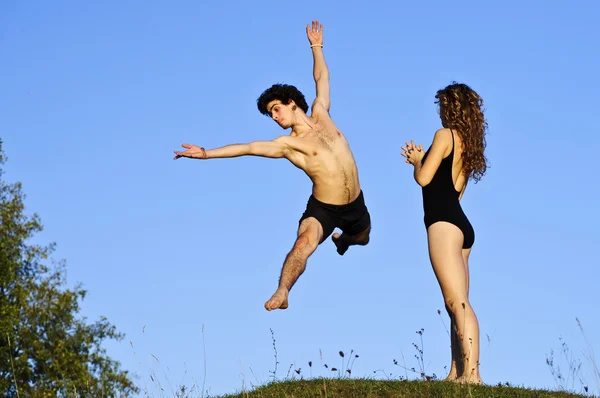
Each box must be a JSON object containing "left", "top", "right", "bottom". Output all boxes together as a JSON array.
[
  {"left": 173, "top": 144, "right": 207, "bottom": 160},
  {"left": 306, "top": 20, "right": 323, "bottom": 46}
]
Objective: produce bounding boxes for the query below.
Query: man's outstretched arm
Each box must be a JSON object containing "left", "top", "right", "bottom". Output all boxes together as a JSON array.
[
  {"left": 306, "top": 20, "right": 330, "bottom": 112},
  {"left": 173, "top": 136, "right": 294, "bottom": 160}
]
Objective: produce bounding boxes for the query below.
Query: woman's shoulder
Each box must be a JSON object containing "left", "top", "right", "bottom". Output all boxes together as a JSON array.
[
  {"left": 434, "top": 127, "right": 454, "bottom": 136},
  {"left": 430, "top": 127, "right": 455, "bottom": 140},
  {"left": 431, "top": 128, "right": 454, "bottom": 147}
]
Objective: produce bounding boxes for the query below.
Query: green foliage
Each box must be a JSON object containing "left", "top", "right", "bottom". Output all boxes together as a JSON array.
[{"left": 0, "top": 139, "right": 138, "bottom": 397}]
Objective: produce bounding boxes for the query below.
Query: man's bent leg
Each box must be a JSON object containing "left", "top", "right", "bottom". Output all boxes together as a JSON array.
[
  {"left": 332, "top": 225, "right": 371, "bottom": 256},
  {"left": 264, "top": 217, "right": 324, "bottom": 311},
  {"left": 331, "top": 197, "right": 371, "bottom": 256}
]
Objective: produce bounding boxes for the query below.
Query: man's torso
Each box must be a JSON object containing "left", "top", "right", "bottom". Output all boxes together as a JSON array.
[{"left": 287, "top": 116, "right": 361, "bottom": 205}]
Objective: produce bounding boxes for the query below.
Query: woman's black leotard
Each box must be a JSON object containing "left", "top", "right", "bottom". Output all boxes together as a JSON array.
[{"left": 421, "top": 130, "right": 475, "bottom": 249}]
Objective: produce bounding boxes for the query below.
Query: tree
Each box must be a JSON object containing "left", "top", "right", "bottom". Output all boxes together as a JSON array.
[{"left": 0, "top": 139, "right": 138, "bottom": 397}]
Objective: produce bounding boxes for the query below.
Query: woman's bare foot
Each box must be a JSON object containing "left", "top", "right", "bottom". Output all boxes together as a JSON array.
[
  {"left": 443, "top": 362, "right": 459, "bottom": 382},
  {"left": 264, "top": 288, "right": 289, "bottom": 311},
  {"left": 332, "top": 233, "right": 349, "bottom": 256},
  {"left": 455, "top": 375, "right": 483, "bottom": 385},
  {"left": 443, "top": 372, "right": 459, "bottom": 382}
]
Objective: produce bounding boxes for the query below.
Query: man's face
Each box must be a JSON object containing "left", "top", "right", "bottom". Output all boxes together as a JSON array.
[{"left": 266, "top": 100, "right": 294, "bottom": 129}]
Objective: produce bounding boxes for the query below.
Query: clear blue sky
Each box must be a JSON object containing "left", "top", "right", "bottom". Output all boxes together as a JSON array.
[{"left": 2, "top": 1, "right": 599, "bottom": 396}]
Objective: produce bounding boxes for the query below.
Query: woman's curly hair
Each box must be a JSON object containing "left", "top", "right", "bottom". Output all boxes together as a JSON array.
[
  {"left": 435, "top": 82, "right": 488, "bottom": 183},
  {"left": 257, "top": 84, "right": 309, "bottom": 116}
]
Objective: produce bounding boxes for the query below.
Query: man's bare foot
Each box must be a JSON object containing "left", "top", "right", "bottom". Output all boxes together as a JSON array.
[
  {"left": 332, "top": 233, "right": 349, "bottom": 256},
  {"left": 264, "top": 288, "right": 289, "bottom": 311}
]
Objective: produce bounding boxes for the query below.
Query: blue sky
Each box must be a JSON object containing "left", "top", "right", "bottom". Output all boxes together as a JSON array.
[{"left": 2, "top": 0, "right": 599, "bottom": 396}]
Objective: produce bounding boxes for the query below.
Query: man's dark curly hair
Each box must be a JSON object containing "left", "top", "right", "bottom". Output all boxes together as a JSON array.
[{"left": 257, "top": 84, "right": 309, "bottom": 115}]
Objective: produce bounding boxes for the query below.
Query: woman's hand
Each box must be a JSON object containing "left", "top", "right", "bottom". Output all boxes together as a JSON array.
[{"left": 401, "top": 140, "right": 424, "bottom": 165}]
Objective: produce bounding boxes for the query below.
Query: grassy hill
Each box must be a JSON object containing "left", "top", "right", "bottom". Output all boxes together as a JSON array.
[
  {"left": 217, "top": 378, "right": 591, "bottom": 398},
  {"left": 142, "top": 324, "right": 598, "bottom": 398}
]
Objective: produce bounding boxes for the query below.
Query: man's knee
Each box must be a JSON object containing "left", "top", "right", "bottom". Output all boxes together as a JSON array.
[
  {"left": 355, "top": 225, "right": 371, "bottom": 245},
  {"left": 360, "top": 230, "right": 370, "bottom": 245},
  {"left": 294, "top": 233, "right": 319, "bottom": 253}
]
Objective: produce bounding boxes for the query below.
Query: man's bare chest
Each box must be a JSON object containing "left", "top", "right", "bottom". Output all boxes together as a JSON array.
[{"left": 304, "top": 126, "right": 339, "bottom": 151}]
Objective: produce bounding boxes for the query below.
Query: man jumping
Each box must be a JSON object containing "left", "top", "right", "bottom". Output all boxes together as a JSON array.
[{"left": 173, "top": 20, "right": 371, "bottom": 311}]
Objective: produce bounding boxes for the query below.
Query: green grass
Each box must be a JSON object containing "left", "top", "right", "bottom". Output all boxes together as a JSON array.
[
  {"left": 217, "top": 378, "right": 590, "bottom": 398},
  {"left": 139, "top": 322, "right": 599, "bottom": 398}
]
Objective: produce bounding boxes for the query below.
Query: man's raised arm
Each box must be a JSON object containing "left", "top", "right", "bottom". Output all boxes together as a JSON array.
[{"left": 306, "top": 20, "right": 330, "bottom": 113}]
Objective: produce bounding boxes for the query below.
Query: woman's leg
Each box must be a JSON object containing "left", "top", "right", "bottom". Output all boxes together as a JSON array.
[
  {"left": 427, "top": 222, "right": 481, "bottom": 384},
  {"left": 445, "top": 247, "right": 472, "bottom": 380}
]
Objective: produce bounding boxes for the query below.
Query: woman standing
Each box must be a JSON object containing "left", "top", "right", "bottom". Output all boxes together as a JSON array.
[{"left": 402, "top": 82, "right": 488, "bottom": 384}]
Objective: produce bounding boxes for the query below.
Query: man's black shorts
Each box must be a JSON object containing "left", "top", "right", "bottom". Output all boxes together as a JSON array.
[{"left": 299, "top": 190, "right": 371, "bottom": 243}]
